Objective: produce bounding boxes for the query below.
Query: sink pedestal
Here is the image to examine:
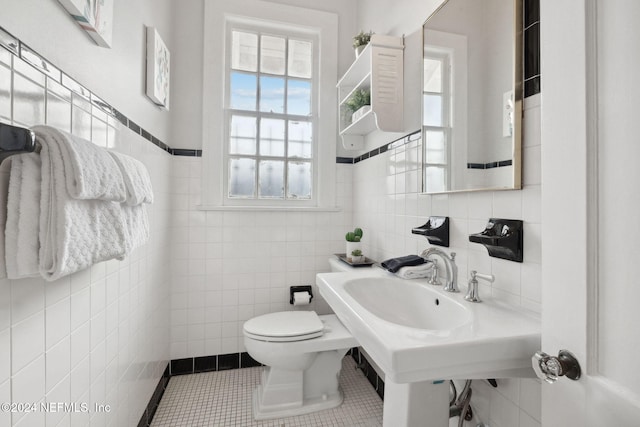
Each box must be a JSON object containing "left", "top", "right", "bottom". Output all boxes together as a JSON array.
[{"left": 383, "top": 379, "right": 449, "bottom": 427}]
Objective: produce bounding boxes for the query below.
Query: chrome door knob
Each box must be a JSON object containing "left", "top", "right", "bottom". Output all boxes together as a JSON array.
[{"left": 532, "top": 350, "right": 581, "bottom": 384}]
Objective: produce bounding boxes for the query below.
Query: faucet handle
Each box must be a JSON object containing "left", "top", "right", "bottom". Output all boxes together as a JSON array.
[
  {"left": 473, "top": 271, "right": 494, "bottom": 283},
  {"left": 450, "top": 252, "right": 456, "bottom": 261},
  {"left": 465, "top": 271, "right": 494, "bottom": 303}
]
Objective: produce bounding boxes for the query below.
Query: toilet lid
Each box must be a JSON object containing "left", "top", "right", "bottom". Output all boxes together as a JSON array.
[{"left": 243, "top": 311, "right": 324, "bottom": 342}]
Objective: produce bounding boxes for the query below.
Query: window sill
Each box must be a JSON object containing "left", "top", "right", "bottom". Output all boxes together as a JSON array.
[{"left": 196, "top": 204, "right": 342, "bottom": 212}]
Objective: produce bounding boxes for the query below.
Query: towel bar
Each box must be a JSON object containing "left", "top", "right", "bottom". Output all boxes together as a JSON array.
[{"left": 0, "top": 122, "right": 37, "bottom": 163}]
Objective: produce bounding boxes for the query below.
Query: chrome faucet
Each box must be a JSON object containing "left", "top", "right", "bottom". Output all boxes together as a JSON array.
[{"left": 420, "top": 248, "right": 459, "bottom": 292}]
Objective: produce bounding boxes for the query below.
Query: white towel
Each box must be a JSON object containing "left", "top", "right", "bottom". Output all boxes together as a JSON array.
[
  {"left": 395, "top": 262, "right": 434, "bottom": 279},
  {"left": 32, "top": 125, "right": 126, "bottom": 202},
  {"left": 38, "top": 131, "right": 129, "bottom": 281},
  {"left": 108, "top": 151, "right": 154, "bottom": 206},
  {"left": 5, "top": 153, "right": 42, "bottom": 279},
  {"left": 122, "top": 204, "right": 150, "bottom": 252}
]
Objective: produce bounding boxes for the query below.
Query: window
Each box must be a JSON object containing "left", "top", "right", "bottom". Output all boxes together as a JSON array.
[
  {"left": 225, "top": 25, "right": 317, "bottom": 202},
  {"left": 201, "top": 0, "right": 337, "bottom": 210},
  {"left": 423, "top": 52, "right": 451, "bottom": 193}
]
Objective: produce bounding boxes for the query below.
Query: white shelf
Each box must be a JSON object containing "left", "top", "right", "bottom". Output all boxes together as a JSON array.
[
  {"left": 341, "top": 109, "right": 377, "bottom": 135},
  {"left": 337, "top": 34, "right": 404, "bottom": 150}
]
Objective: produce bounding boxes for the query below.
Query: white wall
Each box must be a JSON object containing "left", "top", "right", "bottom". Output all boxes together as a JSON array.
[
  {"left": 355, "top": 1, "right": 543, "bottom": 426},
  {"left": 168, "top": 156, "right": 352, "bottom": 358},
  {"left": 0, "top": 3, "right": 173, "bottom": 426},
  {"left": 0, "top": 0, "right": 174, "bottom": 143}
]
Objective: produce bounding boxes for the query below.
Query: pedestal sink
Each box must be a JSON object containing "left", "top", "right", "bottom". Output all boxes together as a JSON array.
[{"left": 316, "top": 268, "right": 540, "bottom": 427}]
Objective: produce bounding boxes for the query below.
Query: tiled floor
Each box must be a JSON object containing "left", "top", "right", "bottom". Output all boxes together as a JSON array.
[{"left": 151, "top": 356, "right": 384, "bottom": 427}]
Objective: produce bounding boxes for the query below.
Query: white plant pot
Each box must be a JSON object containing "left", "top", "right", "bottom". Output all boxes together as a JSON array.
[
  {"left": 351, "top": 255, "right": 365, "bottom": 263},
  {"left": 351, "top": 105, "right": 371, "bottom": 123},
  {"left": 346, "top": 242, "right": 362, "bottom": 260},
  {"left": 354, "top": 44, "right": 366, "bottom": 58}
]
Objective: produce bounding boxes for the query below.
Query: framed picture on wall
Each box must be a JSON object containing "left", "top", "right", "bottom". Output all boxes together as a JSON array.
[
  {"left": 145, "top": 27, "right": 171, "bottom": 110},
  {"left": 57, "top": 0, "right": 114, "bottom": 48}
]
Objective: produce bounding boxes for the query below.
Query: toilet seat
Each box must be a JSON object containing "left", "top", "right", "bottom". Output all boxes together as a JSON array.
[{"left": 243, "top": 311, "right": 324, "bottom": 342}]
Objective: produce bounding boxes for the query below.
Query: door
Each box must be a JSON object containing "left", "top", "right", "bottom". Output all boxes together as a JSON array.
[{"left": 540, "top": 0, "right": 640, "bottom": 425}]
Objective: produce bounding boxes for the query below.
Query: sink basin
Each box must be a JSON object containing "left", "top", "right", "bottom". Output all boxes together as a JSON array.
[
  {"left": 316, "top": 268, "right": 540, "bottom": 383},
  {"left": 343, "top": 277, "right": 470, "bottom": 331}
]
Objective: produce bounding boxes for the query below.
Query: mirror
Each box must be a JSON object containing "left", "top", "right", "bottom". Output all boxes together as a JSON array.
[{"left": 422, "top": 0, "right": 522, "bottom": 194}]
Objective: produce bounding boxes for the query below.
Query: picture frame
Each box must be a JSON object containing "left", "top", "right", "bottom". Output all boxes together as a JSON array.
[
  {"left": 57, "top": 0, "right": 113, "bottom": 48},
  {"left": 145, "top": 27, "right": 171, "bottom": 109}
]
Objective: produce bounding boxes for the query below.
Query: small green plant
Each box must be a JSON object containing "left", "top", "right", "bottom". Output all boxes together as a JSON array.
[
  {"left": 345, "top": 89, "right": 370, "bottom": 113},
  {"left": 353, "top": 30, "right": 373, "bottom": 48},
  {"left": 345, "top": 227, "right": 363, "bottom": 242},
  {"left": 351, "top": 249, "right": 363, "bottom": 257}
]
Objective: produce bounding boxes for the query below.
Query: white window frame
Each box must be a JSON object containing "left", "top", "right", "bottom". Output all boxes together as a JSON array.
[
  {"left": 223, "top": 22, "right": 318, "bottom": 206},
  {"left": 423, "top": 51, "right": 451, "bottom": 193},
  {"left": 200, "top": 0, "right": 338, "bottom": 211}
]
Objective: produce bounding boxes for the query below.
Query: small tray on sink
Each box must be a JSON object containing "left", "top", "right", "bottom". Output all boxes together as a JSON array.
[{"left": 335, "top": 253, "right": 376, "bottom": 267}]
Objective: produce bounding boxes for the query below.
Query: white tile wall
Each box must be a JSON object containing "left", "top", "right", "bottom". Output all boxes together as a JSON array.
[
  {"left": 0, "top": 53, "right": 172, "bottom": 426},
  {"left": 168, "top": 159, "right": 353, "bottom": 359},
  {"left": 353, "top": 94, "right": 542, "bottom": 427}
]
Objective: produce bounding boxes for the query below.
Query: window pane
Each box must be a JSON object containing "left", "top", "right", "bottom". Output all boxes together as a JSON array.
[
  {"left": 229, "top": 158, "right": 256, "bottom": 198},
  {"left": 423, "top": 94, "right": 443, "bottom": 127},
  {"left": 288, "top": 121, "right": 312, "bottom": 159},
  {"left": 260, "top": 35, "right": 285, "bottom": 75},
  {"left": 287, "top": 79, "right": 311, "bottom": 116},
  {"left": 260, "top": 76, "right": 285, "bottom": 113},
  {"left": 287, "top": 161, "right": 311, "bottom": 199},
  {"left": 288, "top": 39, "right": 312, "bottom": 78},
  {"left": 260, "top": 118, "right": 285, "bottom": 156},
  {"left": 230, "top": 72, "right": 257, "bottom": 111},
  {"left": 425, "top": 130, "right": 446, "bottom": 164},
  {"left": 424, "top": 58, "right": 442, "bottom": 92},
  {"left": 425, "top": 166, "right": 446, "bottom": 193},
  {"left": 230, "top": 115, "right": 257, "bottom": 155},
  {"left": 232, "top": 31, "right": 258, "bottom": 72},
  {"left": 259, "top": 160, "right": 284, "bottom": 199}
]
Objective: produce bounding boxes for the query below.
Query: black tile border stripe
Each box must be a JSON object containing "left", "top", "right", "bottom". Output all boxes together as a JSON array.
[
  {"left": 137, "top": 364, "right": 170, "bottom": 427},
  {"left": 467, "top": 159, "right": 513, "bottom": 169},
  {"left": 140, "top": 348, "right": 378, "bottom": 426},
  {"left": 344, "top": 129, "right": 421, "bottom": 165},
  {"left": 0, "top": 25, "right": 204, "bottom": 158},
  {"left": 169, "top": 352, "right": 263, "bottom": 376}
]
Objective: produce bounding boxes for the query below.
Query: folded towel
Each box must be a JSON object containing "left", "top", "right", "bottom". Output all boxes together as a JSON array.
[
  {"left": 108, "top": 151, "right": 154, "bottom": 206},
  {"left": 32, "top": 125, "right": 126, "bottom": 202},
  {"left": 381, "top": 255, "right": 426, "bottom": 273},
  {"left": 37, "top": 130, "right": 129, "bottom": 281},
  {"left": 122, "top": 204, "right": 150, "bottom": 252},
  {"left": 5, "top": 153, "right": 42, "bottom": 279},
  {"left": 396, "top": 262, "right": 434, "bottom": 279}
]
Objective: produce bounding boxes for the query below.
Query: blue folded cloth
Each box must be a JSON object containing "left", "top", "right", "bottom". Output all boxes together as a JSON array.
[{"left": 381, "top": 255, "right": 426, "bottom": 273}]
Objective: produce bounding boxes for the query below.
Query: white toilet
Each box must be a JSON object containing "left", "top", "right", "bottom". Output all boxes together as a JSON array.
[{"left": 243, "top": 311, "right": 357, "bottom": 419}]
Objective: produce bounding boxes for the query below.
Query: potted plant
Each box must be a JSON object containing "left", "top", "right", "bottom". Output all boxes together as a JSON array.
[
  {"left": 345, "top": 89, "right": 371, "bottom": 123},
  {"left": 345, "top": 227, "right": 363, "bottom": 261},
  {"left": 350, "top": 249, "right": 364, "bottom": 263},
  {"left": 353, "top": 30, "right": 373, "bottom": 57}
]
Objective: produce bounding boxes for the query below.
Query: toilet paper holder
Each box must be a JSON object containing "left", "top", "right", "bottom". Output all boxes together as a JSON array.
[{"left": 290, "top": 285, "right": 313, "bottom": 304}]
